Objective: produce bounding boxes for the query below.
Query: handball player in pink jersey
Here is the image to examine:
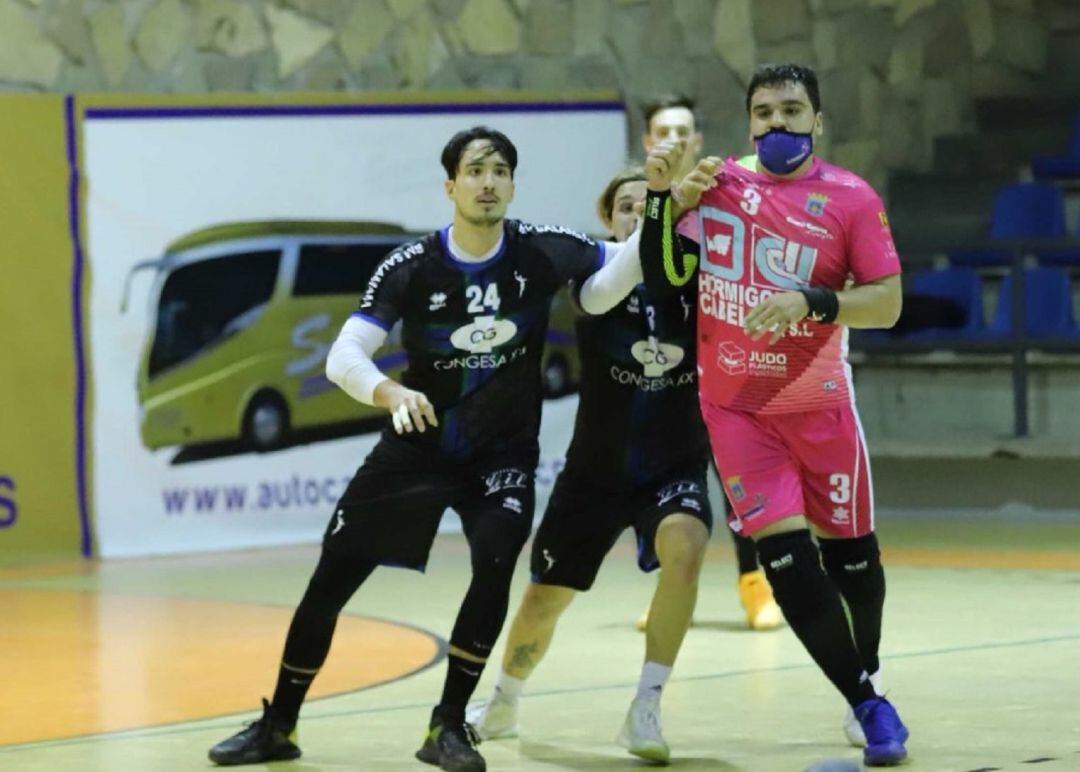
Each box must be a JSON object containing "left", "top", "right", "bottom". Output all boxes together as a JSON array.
[{"left": 640, "top": 64, "right": 909, "bottom": 767}]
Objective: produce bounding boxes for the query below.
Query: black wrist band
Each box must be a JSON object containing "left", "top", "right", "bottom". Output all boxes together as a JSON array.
[
  {"left": 799, "top": 287, "right": 839, "bottom": 323},
  {"left": 644, "top": 189, "right": 670, "bottom": 221}
]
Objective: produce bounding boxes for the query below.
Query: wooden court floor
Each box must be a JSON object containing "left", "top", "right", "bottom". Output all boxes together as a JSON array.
[{"left": 2, "top": 514, "right": 1079, "bottom": 771}]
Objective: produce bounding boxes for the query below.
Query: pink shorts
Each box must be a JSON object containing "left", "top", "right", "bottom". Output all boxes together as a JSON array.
[{"left": 702, "top": 401, "right": 874, "bottom": 538}]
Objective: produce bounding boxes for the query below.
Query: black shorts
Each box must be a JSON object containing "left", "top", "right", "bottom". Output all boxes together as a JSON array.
[
  {"left": 323, "top": 434, "right": 535, "bottom": 571},
  {"left": 529, "top": 463, "right": 713, "bottom": 591}
]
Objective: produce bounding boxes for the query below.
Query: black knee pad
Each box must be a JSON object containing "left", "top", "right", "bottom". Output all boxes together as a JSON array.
[
  {"left": 819, "top": 533, "right": 885, "bottom": 603},
  {"left": 468, "top": 517, "right": 530, "bottom": 581},
  {"left": 756, "top": 530, "right": 835, "bottom": 623},
  {"left": 448, "top": 523, "right": 528, "bottom": 658},
  {"left": 301, "top": 547, "right": 377, "bottom": 616}
]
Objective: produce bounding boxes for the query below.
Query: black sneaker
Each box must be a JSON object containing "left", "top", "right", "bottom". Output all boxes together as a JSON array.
[
  {"left": 208, "top": 699, "right": 301, "bottom": 766},
  {"left": 415, "top": 721, "right": 486, "bottom": 772}
]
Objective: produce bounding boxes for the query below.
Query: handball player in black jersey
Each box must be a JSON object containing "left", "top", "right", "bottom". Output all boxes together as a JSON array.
[
  {"left": 634, "top": 93, "right": 781, "bottom": 633},
  {"left": 208, "top": 127, "right": 647, "bottom": 772},
  {"left": 468, "top": 162, "right": 712, "bottom": 764}
]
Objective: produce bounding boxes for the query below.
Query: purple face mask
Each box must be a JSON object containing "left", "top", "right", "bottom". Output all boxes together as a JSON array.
[{"left": 754, "top": 129, "right": 813, "bottom": 175}]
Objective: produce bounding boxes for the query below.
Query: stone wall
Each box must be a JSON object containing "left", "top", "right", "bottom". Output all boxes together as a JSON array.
[{"left": 2, "top": 0, "right": 1079, "bottom": 192}]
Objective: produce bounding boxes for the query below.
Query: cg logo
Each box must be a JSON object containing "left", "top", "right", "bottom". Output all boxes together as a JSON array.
[
  {"left": 631, "top": 339, "right": 684, "bottom": 377},
  {"left": 449, "top": 315, "right": 517, "bottom": 354}
]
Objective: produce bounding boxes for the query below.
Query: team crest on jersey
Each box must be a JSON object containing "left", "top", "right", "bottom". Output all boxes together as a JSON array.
[
  {"left": 726, "top": 476, "right": 746, "bottom": 502},
  {"left": 449, "top": 315, "right": 518, "bottom": 353},
  {"left": 631, "top": 339, "right": 684, "bottom": 377},
  {"left": 805, "top": 192, "right": 829, "bottom": 217},
  {"left": 429, "top": 292, "right": 447, "bottom": 311}
]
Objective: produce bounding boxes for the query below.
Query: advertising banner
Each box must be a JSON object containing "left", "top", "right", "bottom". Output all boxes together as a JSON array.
[
  {"left": 0, "top": 95, "right": 86, "bottom": 563},
  {"left": 79, "top": 95, "right": 626, "bottom": 557}
]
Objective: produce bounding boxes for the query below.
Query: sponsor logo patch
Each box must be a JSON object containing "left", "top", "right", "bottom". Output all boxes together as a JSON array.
[
  {"left": 769, "top": 553, "right": 794, "bottom": 571},
  {"left": 502, "top": 496, "right": 523, "bottom": 514},
  {"left": 449, "top": 315, "right": 517, "bottom": 354},
  {"left": 717, "top": 342, "right": 746, "bottom": 375},
  {"left": 631, "top": 339, "right": 685, "bottom": 377},
  {"left": 657, "top": 480, "right": 702, "bottom": 506},
  {"left": 484, "top": 468, "right": 529, "bottom": 495}
]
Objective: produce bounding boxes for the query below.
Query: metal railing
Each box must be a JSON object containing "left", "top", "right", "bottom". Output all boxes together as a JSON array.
[{"left": 850, "top": 237, "right": 1080, "bottom": 437}]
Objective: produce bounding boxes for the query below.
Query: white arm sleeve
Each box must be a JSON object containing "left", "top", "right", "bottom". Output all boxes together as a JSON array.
[
  {"left": 577, "top": 227, "right": 643, "bottom": 315},
  {"left": 325, "top": 315, "right": 390, "bottom": 406}
]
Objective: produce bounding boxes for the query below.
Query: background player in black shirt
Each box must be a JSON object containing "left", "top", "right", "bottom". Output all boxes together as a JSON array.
[
  {"left": 467, "top": 163, "right": 711, "bottom": 764},
  {"left": 636, "top": 93, "right": 781, "bottom": 633},
  {"left": 208, "top": 127, "right": 646, "bottom": 772}
]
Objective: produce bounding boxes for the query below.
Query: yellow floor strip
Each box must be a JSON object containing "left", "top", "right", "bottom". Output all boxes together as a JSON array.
[
  {"left": 0, "top": 589, "right": 440, "bottom": 745},
  {"left": 883, "top": 547, "right": 1080, "bottom": 571}
]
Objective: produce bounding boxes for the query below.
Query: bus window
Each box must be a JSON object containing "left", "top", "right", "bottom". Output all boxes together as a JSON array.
[
  {"left": 293, "top": 243, "right": 403, "bottom": 297},
  {"left": 149, "top": 250, "right": 281, "bottom": 377}
]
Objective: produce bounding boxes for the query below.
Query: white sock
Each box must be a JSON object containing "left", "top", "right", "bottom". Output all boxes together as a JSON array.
[
  {"left": 635, "top": 661, "right": 672, "bottom": 701},
  {"left": 493, "top": 672, "right": 525, "bottom": 703},
  {"left": 869, "top": 669, "right": 883, "bottom": 695}
]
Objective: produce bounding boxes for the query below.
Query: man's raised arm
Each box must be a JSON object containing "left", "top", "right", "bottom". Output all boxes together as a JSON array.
[{"left": 640, "top": 144, "right": 719, "bottom": 295}]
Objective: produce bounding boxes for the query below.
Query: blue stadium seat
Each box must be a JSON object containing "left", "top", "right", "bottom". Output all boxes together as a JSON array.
[
  {"left": 1040, "top": 210, "right": 1080, "bottom": 267},
  {"left": 987, "top": 267, "right": 1078, "bottom": 337},
  {"left": 1031, "top": 108, "right": 1080, "bottom": 181},
  {"left": 950, "top": 183, "right": 1080, "bottom": 267},
  {"left": 903, "top": 268, "right": 985, "bottom": 338}
]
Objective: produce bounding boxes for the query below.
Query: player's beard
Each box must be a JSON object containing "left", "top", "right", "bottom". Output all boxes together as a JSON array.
[{"left": 462, "top": 211, "right": 504, "bottom": 228}]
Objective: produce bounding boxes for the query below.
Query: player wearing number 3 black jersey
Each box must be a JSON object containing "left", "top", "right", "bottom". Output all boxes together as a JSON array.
[
  {"left": 468, "top": 165, "right": 711, "bottom": 764},
  {"left": 208, "top": 126, "right": 646, "bottom": 772},
  {"left": 640, "top": 64, "right": 910, "bottom": 767}
]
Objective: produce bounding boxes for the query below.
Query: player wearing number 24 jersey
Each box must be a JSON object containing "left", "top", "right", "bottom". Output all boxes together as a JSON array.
[
  {"left": 357, "top": 220, "right": 613, "bottom": 459},
  {"left": 209, "top": 126, "right": 646, "bottom": 772}
]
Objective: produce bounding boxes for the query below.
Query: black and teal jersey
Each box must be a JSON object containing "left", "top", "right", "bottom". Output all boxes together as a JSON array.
[
  {"left": 562, "top": 279, "right": 710, "bottom": 490},
  {"left": 357, "top": 220, "right": 605, "bottom": 460}
]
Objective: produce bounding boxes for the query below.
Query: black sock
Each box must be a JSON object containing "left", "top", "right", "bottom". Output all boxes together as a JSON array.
[
  {"left": 732, "top": 529, "right": 759, "bottom": 574},
  {"left": 270, "top": 549, "right": 376, "bottom": 728},
  {"left": 819, "top": 533, "right": 886, "bottom": 676},
  {"left": 757, "top": 530, "right": 876, "bottom": 708},
  {"left": 435, "top": 654, "right": 487, "bottom": 727}
]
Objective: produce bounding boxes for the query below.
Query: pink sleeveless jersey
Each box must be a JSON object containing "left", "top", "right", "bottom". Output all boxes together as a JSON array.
[{"left": 677, "top": 156, "right": 901, "bottom": 413}]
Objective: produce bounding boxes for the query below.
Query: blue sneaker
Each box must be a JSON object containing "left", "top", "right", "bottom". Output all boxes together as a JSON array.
[{"left": 854, "top": 697, "right": 909, "bottom": 766}]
